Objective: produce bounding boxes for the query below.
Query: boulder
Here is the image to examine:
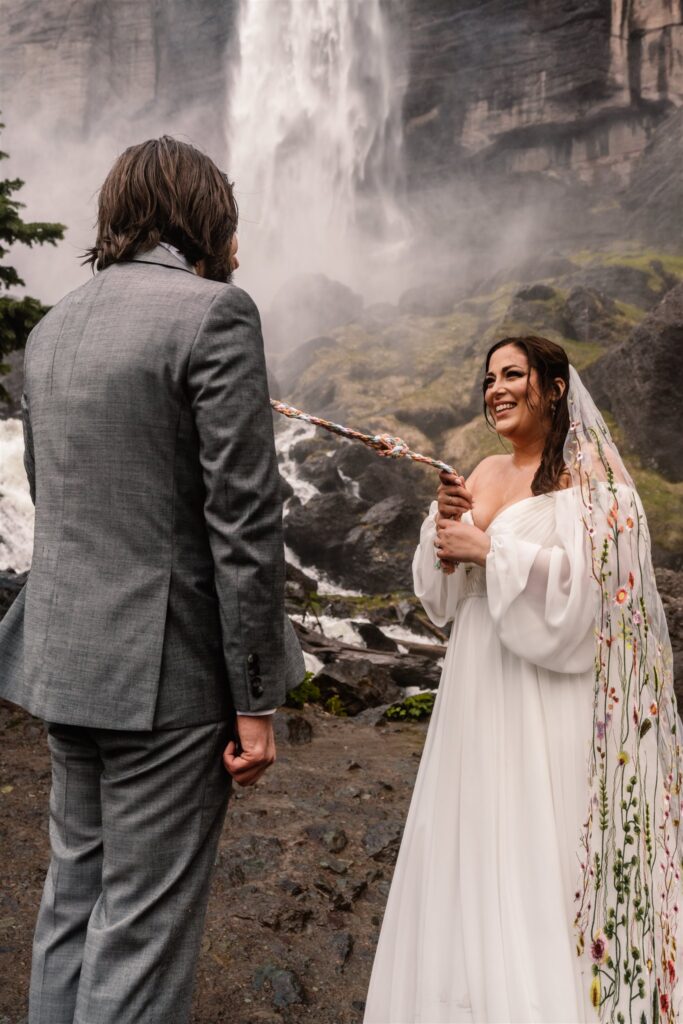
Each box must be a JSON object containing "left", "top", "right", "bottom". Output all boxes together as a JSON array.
[
  {"left": 313, "top": 658, "right": 403, "bottom": 716},
  {"left": 0, "top": 570, "right": 27, "bottom": 622},
  {"left": 289, "top": 437, "right": 329, "bottom": 464},
  {"left": 342, "top": 498, "right": 426, "bottom": 593},
  {"left": 285, "top": 561, "right": 318, "bottom": 600},
  {"left": 565, "top": 286, "right": 618, "bottom": 344},
  {"left": 273, "top": 709, "right": 314, "bottom": 746},
  {"left": 265, "top": 274, "right": 363, "bottom": 356},
  {"left": 298, "top": 451, "right": 344, "bottom": 494},
  {"left": 332, "top": 443, "right": 434, "bottom": 512},
  {"left": 252, "top": 965, "right": 306, "bottom": 1008},
  {"left": 389, "top": 656, "right": 442, "bottom": 690},
  {"left": 362, "top": 821, "right": 403, "bottom": 865},
  {"left": 505, "top": 288, "right": 574, "bottom": 339},
  {"left": 355, "top": 622, "right": 399, "bottom": 652},
  {"left": 514, "top": 283, "right": 556, "bottom": 302},
  {"left": 569, "top": 263, "right": 667, "bottom": 312},
  {"left": 283, "top": 493, "right": 369, "bottom": 573},
  {"left": 0, "top": 350, "right": 24, "bottom": 420},
  {"left": 277, "top": 335, "right": 337, "bottom": 395},
  {"left": 587, "top": 283, "right": 683, "bottom": 481}
]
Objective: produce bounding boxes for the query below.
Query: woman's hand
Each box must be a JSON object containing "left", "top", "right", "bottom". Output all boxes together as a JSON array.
[
  {"left": 437, "top": 472, "right": 473, "bottom": 521},
  {"left": 435, "top": 514, "right": 491, "bottom": 568}
]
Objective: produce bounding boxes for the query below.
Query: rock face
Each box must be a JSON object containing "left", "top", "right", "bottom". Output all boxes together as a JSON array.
[
  {"left": 1, "top": 1, "right": 681, "bottom": 215},
  {"left": 0, "top": 570, "right": 26, "bottom": 620},
  {"left": 265, "top": 275, "right": 364, "bottom": 358},
  {"left": 624, "top": 107, "right": 683, "bottom": 244},
  {"left": 0, "top": 0, "right": 238, "bottom": 147},
  {"left": 589, "top": 283, "right": 683, "bottom": 481},
  {"left": 284, "top": 491, "right": 424, "bottom": 593},
  {"left": 400, "top": 0, "right": 683, "bottom": 187}
]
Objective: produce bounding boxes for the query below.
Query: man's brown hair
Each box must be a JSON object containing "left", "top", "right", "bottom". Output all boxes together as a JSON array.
[{"left": 85, "top": 136, "right": 238, "bottom": 282}]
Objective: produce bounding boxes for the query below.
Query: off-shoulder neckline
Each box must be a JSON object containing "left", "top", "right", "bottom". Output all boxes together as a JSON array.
[{"left": 471, "top": 492, "right": 556, "bottom": 533}]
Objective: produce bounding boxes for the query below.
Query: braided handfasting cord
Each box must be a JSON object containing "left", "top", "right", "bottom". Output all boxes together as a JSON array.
[{"left": 270, "top": 398, "right": 459, "bottom": 573}]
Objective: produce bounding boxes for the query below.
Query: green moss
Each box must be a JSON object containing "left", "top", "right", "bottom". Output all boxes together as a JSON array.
[
  {"left": 285, "top": 672, "right": 321, "bottom": 709},
  {"left": 385, "top": 691, "right": 436, "bottom": 720},
  {"left": 324, "top": 694, "right": 348, "bottom": 717},
  {"left": 613, "top": 299, "right": 647, "bottom": 323},
  {"left": 629, "top": 465, "right": 683, "bottom": 556},
  {"left": 552, "top": 338, "right": 605, "bottom": 370}
]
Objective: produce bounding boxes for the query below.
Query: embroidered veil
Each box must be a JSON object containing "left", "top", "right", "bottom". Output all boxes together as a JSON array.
[{"left": 566, "top": 366, "right": 682, "bottom": 1021}]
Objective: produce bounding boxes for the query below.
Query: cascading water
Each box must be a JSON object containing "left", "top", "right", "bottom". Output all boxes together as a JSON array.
[
  {"left": 0, "top": 418, "right": 34, "bottom": 572},
  {"left": 227, "top": 0, "right": 407, "bottom": 306}
]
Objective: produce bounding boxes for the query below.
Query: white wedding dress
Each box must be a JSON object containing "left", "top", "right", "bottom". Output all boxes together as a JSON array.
[{"left": 364, "top": 491, "right": 598, "bottom": 1024}]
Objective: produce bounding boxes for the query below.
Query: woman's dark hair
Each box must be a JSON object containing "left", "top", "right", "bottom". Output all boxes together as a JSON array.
[
  {"left": 84, "top": 136, "right": 238, "bottom": 283},
  {"left": 483, "top": 335, "right": 570, "bottom": 495}
]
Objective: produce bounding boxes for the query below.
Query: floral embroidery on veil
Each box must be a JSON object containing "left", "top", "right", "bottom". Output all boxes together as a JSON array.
[{"left": 567, "top": 368, "right": 681, "bottom": 1022}]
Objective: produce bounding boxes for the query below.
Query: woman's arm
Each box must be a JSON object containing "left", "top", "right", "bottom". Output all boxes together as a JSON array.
[{"left": 485, "top": 492, "right": 596, "bottom": 673}]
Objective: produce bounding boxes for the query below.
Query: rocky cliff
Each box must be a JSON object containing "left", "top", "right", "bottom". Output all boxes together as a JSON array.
[
  {"left": 0, "top": 0, "right": 238, "bottom": 149},
  {"left": 399, "top": 0, "right": 683, "bottom": 186},
  {"left": 1, "top": 0, "right": 681, "bottom": 199}
]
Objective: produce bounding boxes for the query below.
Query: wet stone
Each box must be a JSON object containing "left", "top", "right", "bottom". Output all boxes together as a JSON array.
[
  {"left": 305, "top": 824, "right": 348, "bottom": 853},
  {"left": 362, "top": 821, "right": 403, "bottom": 864},
  {"left": 331, "top": 929, "right": 354, "bottom": 966},
  {"left": 252, "top": 964, "right": 306, "bottom": 1008},
  {"left": 274, "top": 710, "right": 314, "bottom": 745}
]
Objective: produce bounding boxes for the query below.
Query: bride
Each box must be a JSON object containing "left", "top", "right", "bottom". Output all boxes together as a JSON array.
[{"left": 364, "top": 336, "right": 681, "bottom": 1023}]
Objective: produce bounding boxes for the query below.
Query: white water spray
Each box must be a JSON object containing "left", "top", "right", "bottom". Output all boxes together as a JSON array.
[
  {"left": 0, "top": 419, "right": 34, "bottom": 572},
  {"left": 227, "top": 0, "right": 407, "bottom": 306}
]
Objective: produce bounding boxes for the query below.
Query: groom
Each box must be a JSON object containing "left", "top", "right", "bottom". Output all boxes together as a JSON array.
[{"left": 0, "top": 136, "right": 304, "bottom": 1023}]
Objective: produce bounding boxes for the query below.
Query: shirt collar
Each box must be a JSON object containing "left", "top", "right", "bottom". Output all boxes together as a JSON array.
[{"left": 158, "top": 242, "right": 196, "bottom": 273}]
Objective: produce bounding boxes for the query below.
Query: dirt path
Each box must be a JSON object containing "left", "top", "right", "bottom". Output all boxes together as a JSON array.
[{"left": 0, "top": 700, "right": 426, "bottom": 1024}]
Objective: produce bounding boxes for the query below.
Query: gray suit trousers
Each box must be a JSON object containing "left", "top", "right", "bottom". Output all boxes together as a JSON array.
[{"left": 30, "top": 721, "right": 232, "bottom": 1024}]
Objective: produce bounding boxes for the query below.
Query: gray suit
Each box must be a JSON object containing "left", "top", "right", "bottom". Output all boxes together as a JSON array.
[{"left": 0, "top": 246, "right": 304, "bottom": 1022}]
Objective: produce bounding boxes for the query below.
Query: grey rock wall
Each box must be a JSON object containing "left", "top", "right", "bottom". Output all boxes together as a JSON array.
[
  {"left": 0, "top": 0, "right": 238, "bottom": 149},
  {"left": 1, "top": 0, "right": 681, "bottom": 189},
  {"left": 398, "top": 0, "right": 683, "bottom": 187}
]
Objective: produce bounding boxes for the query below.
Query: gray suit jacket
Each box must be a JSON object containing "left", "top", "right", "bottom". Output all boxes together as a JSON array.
[{"left": 0, "top": 246, "right": 304, "bottom": 729}]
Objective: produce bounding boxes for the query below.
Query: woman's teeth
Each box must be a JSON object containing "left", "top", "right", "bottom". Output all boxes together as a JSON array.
[{"left": 495, "top": 402, "right": 516, "bottom": 414}]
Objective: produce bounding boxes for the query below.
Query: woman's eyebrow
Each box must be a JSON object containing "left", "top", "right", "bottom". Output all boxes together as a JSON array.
[{"left": 486, "top": 364, "right": 525, "bottom": 375}]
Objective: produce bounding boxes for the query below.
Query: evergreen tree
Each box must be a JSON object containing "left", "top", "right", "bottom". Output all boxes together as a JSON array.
[{"left": 0, "top": 116, "right": 65, "bottom": 401}]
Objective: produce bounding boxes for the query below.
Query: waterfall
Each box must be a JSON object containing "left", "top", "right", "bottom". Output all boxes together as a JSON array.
[
  {"left": 0, "top": 419, "right": 34, "bottom": 572},
  {"left": 227, "top": 0, "right": 407, "bottom": 305}
]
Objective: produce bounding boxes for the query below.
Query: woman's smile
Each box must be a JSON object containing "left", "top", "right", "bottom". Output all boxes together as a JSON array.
[{"left": 493, "top": 400, "right": 516, "bottom": 418}]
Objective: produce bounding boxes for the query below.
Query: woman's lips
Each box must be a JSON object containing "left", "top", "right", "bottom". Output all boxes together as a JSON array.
[{"left": 493, "top": 401, "right": 516, "bottom": 419}]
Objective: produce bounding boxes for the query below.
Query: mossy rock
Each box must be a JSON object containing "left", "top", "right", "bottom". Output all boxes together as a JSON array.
[{"left": 385, "top": 691, "right": 436, "bottom": 721}]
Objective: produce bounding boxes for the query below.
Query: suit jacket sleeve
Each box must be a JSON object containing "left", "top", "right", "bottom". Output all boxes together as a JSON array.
[
  {"left": 21, "top": 392, "right": 36, "bottom": 505},
  {"left": 187, "top": 285, "right": 286, "bottom": 713}
]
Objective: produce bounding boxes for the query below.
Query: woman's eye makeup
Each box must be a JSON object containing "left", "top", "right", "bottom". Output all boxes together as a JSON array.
[{"left": 484, "top": 369, "right": 525, "bottom": 388}]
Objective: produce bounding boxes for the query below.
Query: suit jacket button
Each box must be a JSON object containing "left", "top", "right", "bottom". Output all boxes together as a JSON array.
[{"left": 251, "top": 679, "right": 264, "bottom": 698}]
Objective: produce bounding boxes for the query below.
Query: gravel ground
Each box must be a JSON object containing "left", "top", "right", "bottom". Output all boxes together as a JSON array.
[{"left": 0, "top": 701, "right": 426, "bottom": 1024}]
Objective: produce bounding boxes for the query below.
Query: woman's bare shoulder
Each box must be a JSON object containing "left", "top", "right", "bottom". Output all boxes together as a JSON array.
[{"left": 466, "top": 454, "right": 510, "bottom": 488}]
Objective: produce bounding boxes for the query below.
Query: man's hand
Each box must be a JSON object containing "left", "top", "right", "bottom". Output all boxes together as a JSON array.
[
  {"left": 437, "top": 472, "right": 473, "bottom": 521},
  {"left": 223, "top": 715, "right": 276, "bottom": 787}
]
